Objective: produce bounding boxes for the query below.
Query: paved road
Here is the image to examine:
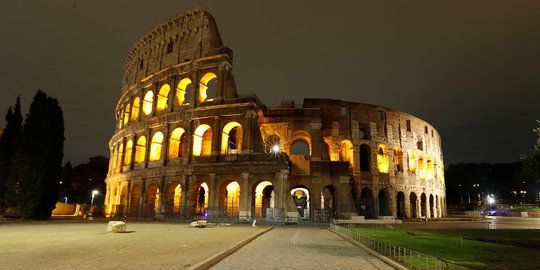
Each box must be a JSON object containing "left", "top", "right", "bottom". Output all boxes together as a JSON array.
[{"left": 212, "top": 227, "right": 394, "bottom": 270}]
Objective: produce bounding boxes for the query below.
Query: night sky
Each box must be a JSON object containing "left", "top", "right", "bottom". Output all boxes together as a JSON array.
[{"left": 1, "top": 1, "right": 539, "bottom": 166}]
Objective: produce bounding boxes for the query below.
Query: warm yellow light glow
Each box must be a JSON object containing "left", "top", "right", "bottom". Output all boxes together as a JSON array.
[
  {"left": 193, "top": 124, "right": 212, "bottom": 156},
  {"left": 156, "top": 84, "right": 170, "bottom": 112},
  {"left": 408, "top": 149, "right": 416, "bottom": 173},
  {"left": 377, "top": 144, "right": 389, "bottom": 173},
  {"left": 168, "top": 128, "right": 185, "bottom": 158},
  {"left": 200, "top": 182, "right": 209, "bottom": 209},
  {"left": 255, "top": 181, "right": 273, "bottom": 217},
  {"left": 394, "top": 147, "right": 403, "bottom": 171},
  {"left": 199, "top": 72, "right": 217, "bottom": 102},
  {"left": 221, "top": 122, "right": 242, "bottom": 154},
  {"left": 426, "top": 156, "right": 434, "bottom": 180},
  {"left": 124, "top": 140, "right": 133, "bottom": 166},
  {"left": 225, "top": 181, "right": 240, "bottom": 215},
  {"left": 173, "top": 184, "right": 182, "bottom": 214},
  {"left": 123, "top": 104, "right": 131, "bottom": 126},
  {"left": 176, "top": 78, "right": 192, "bottom": 106},
  {"left": 142, "top": 91, "right": 154, "bottom": 115},
  {"left": 131, "top": 97, "right": 140, "bottom": 121},
  {"left": 149, "top": 132, "right": 164, "bottom": 161},
  {"left": 154, "top": 188, "right": 160, "bottom": 211},
  {"left": 134, "top": 136, "right": 146, "bottom": 163},
  {"left": 116, "top": 142, "right": 124, "bottom": 169},
  {"left": 418, "top": 155, "right": 425, "bottom": 179},
  {"left": 339, "top": 140, "right": 354, "bottom": 167}
]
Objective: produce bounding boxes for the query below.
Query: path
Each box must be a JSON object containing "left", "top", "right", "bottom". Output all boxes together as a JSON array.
[{"left": 211, "top": 227, "right": 394, "bottom": 270}]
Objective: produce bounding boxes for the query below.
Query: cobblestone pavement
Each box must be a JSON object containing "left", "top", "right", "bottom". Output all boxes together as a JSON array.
[{"left": 212, "top": 227, "right": 394, "bottom": 270}]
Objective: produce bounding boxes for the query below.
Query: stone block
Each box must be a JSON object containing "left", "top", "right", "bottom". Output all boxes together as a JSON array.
[{"left": 107, "top": 221, "right": 127, "bottom": 233}]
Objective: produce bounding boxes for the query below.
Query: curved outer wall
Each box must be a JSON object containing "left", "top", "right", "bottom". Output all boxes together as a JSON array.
[{"left": 105, "top": 6, "right": 446, "bottom": 222}]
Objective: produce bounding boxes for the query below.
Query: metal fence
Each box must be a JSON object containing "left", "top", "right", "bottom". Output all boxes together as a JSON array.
[{"left": 330, "top": 224, "right": 470, "bottom": 270}]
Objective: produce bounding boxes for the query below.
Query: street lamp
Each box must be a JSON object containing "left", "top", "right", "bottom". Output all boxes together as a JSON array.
[{"left": 90, "top": 190, "right": 99, "bottom": 208}]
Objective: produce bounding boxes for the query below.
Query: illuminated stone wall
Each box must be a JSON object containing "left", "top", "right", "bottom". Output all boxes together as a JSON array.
[{"left": 105, "top": 6, "right": 446, "bottom": 222}]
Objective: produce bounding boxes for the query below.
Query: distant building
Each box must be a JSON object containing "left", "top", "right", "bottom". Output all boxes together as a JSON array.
[{"left": 105, "top": 6, "right": 446, "bottom": 222}]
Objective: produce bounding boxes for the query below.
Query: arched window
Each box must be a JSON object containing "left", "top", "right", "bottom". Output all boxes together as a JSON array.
[
  {"left": 199, "top": 72, "right": 217, "bottom": 102},
  {"left": 291, "top": 140, "right": 310, "bottom": 156},
  {"left": 149, "top": 132, "right": 164, "bottom": 161},
  {"left": 134, "top": 136, "right": 146, "bottom": 164},
  {"left": 265, "top": 134, "right": 281, "bottom": 153},
  {"left": 377, "top": 144, "right": 389, "bottom": 173},
  {"left": 131, "top": 97, "right": 140, "bottom": 121},
  {"left": 123, "top": 104, "right": 131, "bottom": 126},
  {"left": 115, "top": 142, "right": 124, "bottom": 169},
  {"left": 360, "top": 144, "right": 370, "bottom": 172},
  {"left": 168, "top": 128, "right": 186, "bottom": 158},
  {"left": 221, "top": 122, "right": 243, "bottom": 154},
  {"left": 339, "top": 140, "right": 353, "bottom": 167},
  {"left": 175, "top": 78, "right": 192, "bottom": 106},
  {"left": 156, "top": 84, "right": 170, "bottom": 112},
  {"left": 124, "top": 139, "right": 133, "bottom": 166},
  {"left": 407, "top": 149, "right": 416, "bottom": 173},
  {"left": 290, "top": 131, "right": 311, "bottom": 156},
  {"left": 426, "top": 156, "right": 434, "bottom": 180},
  {"left": 418, "top": 154, "right": 425, "bottom": 179},
  {"left": 142, "top": 91, "right": 154, "bottom": 116},
  {"left": 193, "top": 125, "right": 212, "bottom": 156},
  {"left": 394, "top": 147, "right": 403, "bottom": 172}
]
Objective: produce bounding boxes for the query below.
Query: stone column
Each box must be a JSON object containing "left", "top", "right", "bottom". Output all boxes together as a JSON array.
[
  {"left": 104, "top": 186, "right": 111, "bottom": 217},
  {"left": 404, "top": 191, "right": 411, "bottom": 219},
  {"left": 162, "top": 124, "right": 171, "bottom": 166},
  {"left": 138, "top": 180, "right": 146, "bottom": 218},
  {"left": 181, "top": 174, "right": 190, "bottom": 218},
  {"left": 208, "top": 174, "right": 218, "bottom": 218},
  {"left": 144, "top": 129, "right": 152, "bottom": 168},
  {"left": 239, "top": 173, "right": 250, "bottom": 221},
  {"left": 211, "top": 116, "right": 221, "bottom": 156},
  {"left": 242, "top": 111, "right": 256, "bottom": 154},
  {"left": 310, "top": 123, "right": 322, "bottom": 161}
]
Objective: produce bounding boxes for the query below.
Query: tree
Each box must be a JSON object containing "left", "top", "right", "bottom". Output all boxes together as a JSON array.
[
  {"left": 0, "top": 96, "right": 23, "bottom": 214},
  {"left": 521, "top": 120, "right": 540, "bottom": 184},
  {"left": 6, "top": 90, "right": 65, "bottom": 219}
]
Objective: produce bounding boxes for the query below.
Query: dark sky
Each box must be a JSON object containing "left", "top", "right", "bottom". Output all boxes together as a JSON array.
[{"left": 1, "top": 0, "right": 539, "bottom": 166}]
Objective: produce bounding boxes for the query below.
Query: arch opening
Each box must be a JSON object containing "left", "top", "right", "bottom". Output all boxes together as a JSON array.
[
  {"left": 149, "top": 132, "right": 164, "bottom": 161},
  {"left": 397, "top": 191, "right": 406, "bottom": 219},
  {"left": 199, "top": 72, "right": 217, "bottom": 102},
  {"left": 134, "top": 136, "right": 147, "bottom": 164},
  {"left": 131, "top": 97, "right": 140, "bottom": 121},
  {"left": 142, "top": 91, "right": 154, "bottom": 116},
  {"left": 360, "top": 188, "right": 375, "bottom": 218},
  {"left": 378, "top": 189, "right": 389, "bottom": 216},
  {"left": 377, "top": 144, "right": 389, "bottom": 173},
  {"left": 221, "top": 122, "right": 243, "bottom": 154},
  {"left": 193, "top": 125, "right": 212, "bottom": 156},
  {"left": 168, "top": 128, "right": 186, "bottom": 158},
  {"left": 290, "top": 187, "right": 310, "bottom": 219},
  {"left": 360, "top": 144, "right": 370, "bottom": 172},
  {"left": 394, "top": 147, "right": 403, "bottom": 172},
  {"left": 254, "top": 181, "right": 274, "bottom": 219},
  {"left": 156, "top": 84, "right": 170, "bottom": 112},
  {"left": 175, "top": 78, "right": 192, "bottom": 106},
  {"left": 339, "top": 140, "right": 354, "bottom": 168}
]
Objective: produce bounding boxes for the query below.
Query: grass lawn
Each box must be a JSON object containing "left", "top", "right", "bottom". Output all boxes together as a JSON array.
[{"left": 351, "top": 228, "right": 540, "bottom": 269}]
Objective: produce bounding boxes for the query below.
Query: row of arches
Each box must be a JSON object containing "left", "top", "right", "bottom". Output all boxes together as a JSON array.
[
  {"left": 118, "top": 72, "right": 218, "bottom": 129},
  {"left": 111, "top": 122, "right": 243, "bottom": 169},
  {"left": 363, "top": 144, "right": 442, "bottom": 181},
  {"left": 357, "top": 187, "right": 445, "bottom": 219}
]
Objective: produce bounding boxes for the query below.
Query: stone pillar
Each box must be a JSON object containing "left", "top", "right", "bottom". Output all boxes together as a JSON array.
[
  {"left": 242, "top": 111, "right": 256, "bottom": 154},
  {"left": 310, "top": 123, "right": 322, "bottom": 161},
  {"left": 181, "top": 174, "right": 190, "bottom": 218},
  {"left": 390, "top": 189, "right": 397, "bottom": 217},
  {"left": 138, "top": 180, "right": 146, "bottom": 218},
  {"left": 208, "top": 174, "right": 218, "bottom": 218},
  {"left": 212, "top": 116, "right": 221, "bottom": 156},
  {"left": 104, "top": 186, "right": 111, "bottom": 217},
  {"left": 185, "top": 121, "right": 193, "bottom": 163},
  {"left": 191, "top": 70, "right": 199, "bottom": 107},
  {"left": 239, "top": 173, "right": 250, "bottom": 221},
  {"left": 125, "top": 182, "right": 132, "bottom": 217},
  {"left": 404, "top": 191, "right": 411, "bottom": 219},
  {"left": 162, "top": 124, "right": 171, "bottom": 166},
  {"left": 144, "top": 129, "right": 152, "bottom": 168}
]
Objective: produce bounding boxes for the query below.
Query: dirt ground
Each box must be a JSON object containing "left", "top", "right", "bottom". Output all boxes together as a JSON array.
[{"left": 0, "top": 221, "right": 266, "bottom": 270}]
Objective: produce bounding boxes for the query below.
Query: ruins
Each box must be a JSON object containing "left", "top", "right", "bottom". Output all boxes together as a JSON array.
[{"left": 105, "top": 6, "right": 446, "bottom": 223}]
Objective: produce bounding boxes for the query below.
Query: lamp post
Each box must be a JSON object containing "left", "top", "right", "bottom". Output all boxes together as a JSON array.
[{"left": 90, "top": 190, "right": 99, "bottom": 208}]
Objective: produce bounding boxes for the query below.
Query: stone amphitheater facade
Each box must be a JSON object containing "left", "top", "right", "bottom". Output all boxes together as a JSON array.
[{"left": 105, "top": 6, "right": 446, "bottom": 222}]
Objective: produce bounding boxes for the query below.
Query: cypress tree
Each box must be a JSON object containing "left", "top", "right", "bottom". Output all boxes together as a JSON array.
[
  {"left": 0, "top": 96, "right": 23, "bottom": 215},
  {"left": 7, "top": 90, "right": 64, "bottom": 219}
]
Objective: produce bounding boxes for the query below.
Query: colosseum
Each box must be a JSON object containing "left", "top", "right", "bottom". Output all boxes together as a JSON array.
[{"left": 105, "top": 6, "right": 446, "bottom": 223}]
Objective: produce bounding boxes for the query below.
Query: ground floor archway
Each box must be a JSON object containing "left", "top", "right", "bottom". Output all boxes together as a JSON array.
[
  {"left": 396, "top": 191, "right": 405, "bottom": 219},
  {"left": 291, "top": 186, "right": 310, "bottom": 219}
]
